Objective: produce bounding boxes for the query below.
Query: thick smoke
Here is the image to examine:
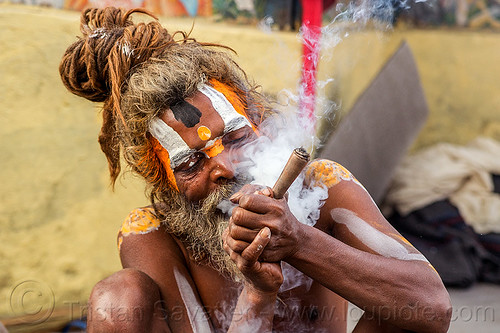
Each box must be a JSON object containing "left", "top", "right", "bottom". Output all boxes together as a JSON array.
[
  {"left": 216, "top": 0, "right": 420, "bottom": 329},
  {"left": 239, "top": 107, "right": 329, "bottom": 226}
]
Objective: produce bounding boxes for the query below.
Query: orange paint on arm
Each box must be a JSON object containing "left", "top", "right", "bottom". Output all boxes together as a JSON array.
[
  {"left": 305, "top": 160, "right": 340, "bottom": 188},
  {"left": 118, "top": 207, "right": 160, "bottom": 251},
  {"left": 391, "top": 233, "right": 413, "bottom": 246},
  {"left": 428, "top": 263, "right": 439, "bottom": 274},
  {"left": 388, "top": 232, "right": 439, "bottom": 274},
  {"left": 305, "top": 159, "right": 363, "bottom": 189}
]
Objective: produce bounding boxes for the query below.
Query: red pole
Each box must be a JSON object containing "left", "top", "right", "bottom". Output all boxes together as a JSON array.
[{"left": 300, "top": 0, "right": 323, "bottom": 129}]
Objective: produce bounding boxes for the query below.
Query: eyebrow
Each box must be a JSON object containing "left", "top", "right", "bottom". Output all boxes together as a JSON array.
[{"left": 199, "top": 85, "right": 251, "bottom": 131}]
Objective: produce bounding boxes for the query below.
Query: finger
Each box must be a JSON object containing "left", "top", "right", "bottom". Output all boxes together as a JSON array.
[
  {"left": 224, "top": 225, "right": 251, "bottom": 256},
  {"left": 255, "top": 186, "right": 273, "bottom": 198},
  {"left": 230, "top": 184, "right": 267, "bottom": 203},
  {"left": 223, "top": 239, "right": 230, "bottom": 254},
  {"left": 229, "top": 224, "right": 259, "bottom": 243},
  {"left": 229, "top": 247, "right": 239, "bottom": 263},
  {"left": 222, "top": 228, "right": 231, "bottom": 254},
  {"left": 231, "top": 207, "right": 269, "bottom": 230},
  {"left": 229, "top": 184, "right": 257, "bottom": 203},
  {"left": 237, "top": 193, "right": 276, "bottom": 214},
  {"left": 229, "top": 191, "right": 243, "bottom": 204},
  {"left": 225, "top": 236, "right": 251, "bottom": 253},
  {"left": 240, "top": 227, "right": 271, "bottom": 263},
  {"left": 223, "top": 233, "right": 239, "bottom": 260}
]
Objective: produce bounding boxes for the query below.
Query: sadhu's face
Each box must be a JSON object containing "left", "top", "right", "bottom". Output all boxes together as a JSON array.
[{"left": 149, "top": 84, "right": 257, "bottom": 202}]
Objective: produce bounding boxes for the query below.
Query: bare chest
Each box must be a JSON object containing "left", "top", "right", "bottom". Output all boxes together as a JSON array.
[{"left": 188, "top": 260, "right": 347, "bottom": 332}]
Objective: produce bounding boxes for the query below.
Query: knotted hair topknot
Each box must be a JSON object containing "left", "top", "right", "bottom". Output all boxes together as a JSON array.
[
  {"left": 59, "top": 7, "right": 174, "bottom": 109},
  {"left": 59, "top": 7, "right": 181, "bottom": 184}
]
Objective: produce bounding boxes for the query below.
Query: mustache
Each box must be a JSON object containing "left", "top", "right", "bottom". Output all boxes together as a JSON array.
[
  {"left": 214, "top": 173, "right": 252, "bottom": 216},
  {"left": 195, "top": 173, "right": 248, "bottom": 215}
]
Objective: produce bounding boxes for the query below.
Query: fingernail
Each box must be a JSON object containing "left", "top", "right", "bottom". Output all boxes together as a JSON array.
[
  {"left": 230, "top": 192, "right": 241, "bottom": 202},
  {"left": 260, "top": 227, "right": 271, "bottom": 239},
  {"left": 261, "top": 187, "right": 272, "bottom": 197}
]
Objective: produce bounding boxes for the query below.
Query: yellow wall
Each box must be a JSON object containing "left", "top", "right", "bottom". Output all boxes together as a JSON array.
[{"left": 319, "top": 29, "right": 500, "bottom": 151}]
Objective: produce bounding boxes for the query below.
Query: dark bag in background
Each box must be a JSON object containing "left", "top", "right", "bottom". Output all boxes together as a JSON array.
[{"left": 388, "top": 198, "right": 500, "bottom": 288}]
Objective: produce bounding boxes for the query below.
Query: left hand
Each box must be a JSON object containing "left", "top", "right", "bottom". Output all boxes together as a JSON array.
[
  {"left": 225, "top": 184, "right": 303, "bottom": 263},
  {"left": 223, "top": 226, "right": 283, "bottom": 294}
]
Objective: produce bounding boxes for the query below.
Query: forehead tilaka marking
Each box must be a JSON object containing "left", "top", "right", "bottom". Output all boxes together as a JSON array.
[
  {"left": 197, "top": 126, "right": 212, "bottom": 141},
  {"left": 171, "top": 100, "right": 202, "bottom": 128},
  {"left": 148, "top": 84, "right": 252, "bottom": 170}
]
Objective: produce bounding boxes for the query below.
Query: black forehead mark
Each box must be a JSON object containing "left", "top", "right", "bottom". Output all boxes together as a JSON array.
[{"left": 170, "top": 100, "right": 202, "bottom": 128}]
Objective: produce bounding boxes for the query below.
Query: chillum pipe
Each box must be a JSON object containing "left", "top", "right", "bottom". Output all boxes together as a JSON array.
[{"left": 272, "top": 148, "right": 310, "bottom": 199}]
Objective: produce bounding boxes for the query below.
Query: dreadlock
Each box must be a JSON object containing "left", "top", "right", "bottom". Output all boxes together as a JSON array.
[{"left": 59, "top": 7, "right": 272, "bottom": 205}]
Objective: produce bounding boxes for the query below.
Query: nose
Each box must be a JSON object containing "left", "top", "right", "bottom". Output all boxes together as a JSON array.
[{"left": 208, "top": 149, "right": 236, "bottom": 183}]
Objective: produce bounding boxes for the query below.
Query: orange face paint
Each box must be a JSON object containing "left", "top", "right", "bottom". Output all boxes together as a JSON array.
[
  {"left": 150, "top": 136, "right": 178, "bottom": 191},
  {"left": 209, "top": 79, "right": 258, "bottom": 134},
  {"left": 197, "top": 126, "right": 212, "bottom": 141},
  {"left": 203, "top": 138, "right": 224, "bottom": 158}
]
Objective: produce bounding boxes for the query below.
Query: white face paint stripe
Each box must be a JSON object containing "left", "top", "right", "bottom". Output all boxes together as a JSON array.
[
  {"left": 149, "top": 117, "right": 195, "bottom": 169},
  {"left": 173, "top": 267, "right": 212, "bottom": 332},
  {"left": 149, "top": 84, "right": 251, "bottom": 169},
  {"left": 331, "top": 208, "right": 429, "bottom": 263},
  {"left": 198, "top": 84, "right": 251, "bottom": 133}
]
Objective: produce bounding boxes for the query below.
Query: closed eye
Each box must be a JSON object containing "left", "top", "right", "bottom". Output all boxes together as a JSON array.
[
  {"left": 175, "top": 152, "right": 206, "bottom": 174},
  {"left": 223, "top": 127, "right": 256, "bottom": 147}
]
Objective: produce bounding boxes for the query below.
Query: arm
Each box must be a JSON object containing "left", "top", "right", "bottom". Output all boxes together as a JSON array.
[
  {"left": 120, "top": 222, "right": 213, "bottom": 333},
  {"left": 290, "top": 181, "right": 452, "bottom": 332},
  {"left": 120, "top": 208, "right": 283, "bottom": 332},
  {"left": 225, "top": 160, "right": 452, "bottom": 333}
]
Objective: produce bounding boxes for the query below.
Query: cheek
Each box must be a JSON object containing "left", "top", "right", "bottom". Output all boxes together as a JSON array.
[{"left": 174, "top": 171, "right": 212, "bottom": 203}]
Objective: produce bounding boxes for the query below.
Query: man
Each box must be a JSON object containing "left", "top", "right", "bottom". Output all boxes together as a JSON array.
[{"left": 59, "top": 7, "right": 451, "bottom": 332}]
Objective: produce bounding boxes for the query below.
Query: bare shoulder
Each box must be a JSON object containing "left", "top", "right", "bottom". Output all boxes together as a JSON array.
[
  {"left": 304, "top": 159, "right": 364, "bottom": 190},
  {"left": 118, "top": 206, "right": 188, "bottom": 273},
  {"left": 304, "top": 159, "right": 378, "bottom": 220},
  {"left": 118, "top": 207, "right": 162, "bottom": 249},
  {"left": 305, "top": 159, "right": 428, "bottom": 262}
]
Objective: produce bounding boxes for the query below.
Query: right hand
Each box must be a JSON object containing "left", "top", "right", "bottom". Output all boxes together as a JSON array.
[{"left": 223, "top": 226, "right": 283, "bottom": 295}]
